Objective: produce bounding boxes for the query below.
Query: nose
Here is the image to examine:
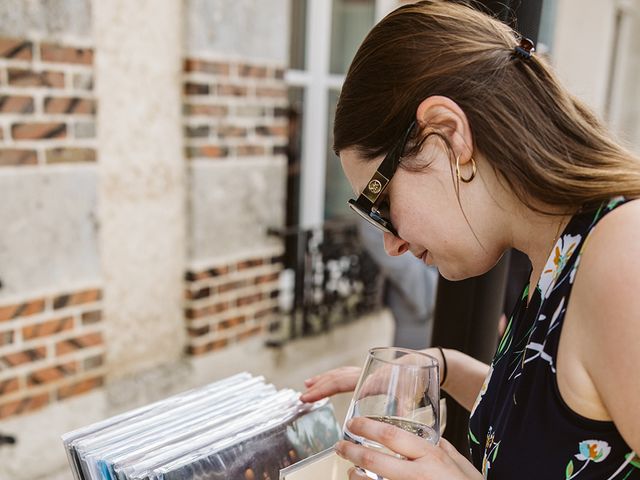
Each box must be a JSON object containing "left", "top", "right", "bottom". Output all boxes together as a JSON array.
[{"left": 383, "top": 232, "right": 410, "bottom": 256}]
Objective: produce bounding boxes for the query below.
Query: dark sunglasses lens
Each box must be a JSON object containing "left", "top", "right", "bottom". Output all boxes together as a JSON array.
[{"left": 348, "top": 201, "right": 395, "bottom": 234}]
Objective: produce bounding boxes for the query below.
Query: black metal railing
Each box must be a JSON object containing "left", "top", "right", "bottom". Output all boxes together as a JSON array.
[{"left": 267, "top": 220, "right": 383, "bottom": 345}]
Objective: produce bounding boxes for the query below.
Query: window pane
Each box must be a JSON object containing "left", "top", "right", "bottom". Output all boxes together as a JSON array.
[
  {"left": 329, "top": 0, "right": 376, "bottom": 75},
  {"left": 289, "top": 0, "right": 308, "bottom": 70},
  {"left": 324, "top": 89, "right": 352, "bottom": 220},
  {"left": 611, "top": 6, "right": 640, "bottom": 153}
]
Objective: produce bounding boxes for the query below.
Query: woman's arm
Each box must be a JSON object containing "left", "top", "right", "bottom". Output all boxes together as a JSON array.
[
  {"left": 569, "top": 200, "right": 640, "bottom": 453},
  {"left": 301, "top": 347, "right": 490, "bottom": 413},
  {"left": 437, "top": 348, "right": 490, "bottom": 411}
]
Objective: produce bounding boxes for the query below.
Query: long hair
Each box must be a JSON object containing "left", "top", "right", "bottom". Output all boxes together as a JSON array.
[{"left": 333, "top": 0, "right": 640, "bottom": 214}]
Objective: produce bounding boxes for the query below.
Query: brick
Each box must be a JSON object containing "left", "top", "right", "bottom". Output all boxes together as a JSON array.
[
  {"left": 55, "top": 332, "right": 103, "bottom": 356},
  {"left": 0, "top": 377, "right": 19, "bottom": 395},
  {"left": 46, "top": 147, "right": 96, "bottom": 164},
  {"left": 22, "top": 316, "right": 74, "bottom": 340},
  {"left": 0, "top": 330, "right": 14, "bottom": 346},
  {"left": 218, "top": 84, "right": 248, "bottom": 97},
  {"left": 41, "top": 43, "right": 93, "bottom": 65},
  {"left": 183, "top": 59, "right": 230, "bottom": 75},
  {"left": 73, "top": 73, "right": 93, "bottom": 90},
  {"left": 0, "top": 95, "right": 35, "bottom": 114},
  {"left": 0, "top": 148, "right": 37, "bottom": 166},
  {"left": 254, "top": 272, "right": 279, "bottom": 284},
  {"left": 185, "top": 338, "right": 229, "bottom": 356},
  {"left": 236, "top": 145, "right": 266, "bottom": 156},
  {"left": 185, "top": 287, "right": 211, "bottom": 301},
  {"left": 27, "top": 361, "right": 78, "bottom": 386},
  {"left": 81, "top": 310, "right": 102, "bottom": 325},
  {"left": 184, "top": 125, "right": 209, "bottom": 138},
  {"left": 83, "top": 354, "right": 104, "bottom": 370},
  {"left": 255, "top": 87, "right": 286, "bottom": 99},
  {"left": 0, "top": 299, "right": 45, "bottom": 322},
  {"left": 183, "top": 104, "right": 229, "bottom": 117},
  {"left": 185, "top": 302, "right": 229, "bottom": 320},
  {"left": 236, "top": 293, "right": 263, "bottom": 307},
  {"left": 44, "top": 97, "right": 96, "bottom": 115},
  {"left": 238, "top": 64, "right": 268, "bottom": 78},
  {"left": 0, "top": 347, "right": 47, "bottom": 368},
  {"left": 0, "top": 37, "right": 33, "bottom": 60},
  {"left": 218, "top": 125, "right": 247, "bottom": 138},
  {"left": 273, "top": 68, "right": 285, "bottom": 80},
  {"left": 237, "top": 325, "right": 262, "bottom": 341},
  {"left": 187, "top": 325, "right": 210, "bottom": 337},
  {"left": 12, "top": 122, "right": 66, "bottom": 140},
  {"left": 185, "top": 145, "right": 228, "bottom": 159},
  {"left": 218, "top": 316, "right": 245, "bottom": 331},
  {"left": 255, "top": 305, "right": 279, "bottom": 319},
  {"left": 237, "top": 259, "right": 264, "bottom": 271},
  {"left": 8, "top": 69, "right": 65, "bottom": 88},
  {"left": 56, "top": 376, "right": 104, "bottom": 400},
  {"left": 255, "top": 125, "right": 288, "bottom": 137},
  {"left": 0, "top": 393, "right": 49, "bottom": 419},
  {"left": 184, "top": 82, "right": 210, "bottom": 95},
  {"left": 184, "top": 266, "right": 229, "bottom": 281},
  {"left": 217, "top": 280, "right": 247, "bottom": 294}
]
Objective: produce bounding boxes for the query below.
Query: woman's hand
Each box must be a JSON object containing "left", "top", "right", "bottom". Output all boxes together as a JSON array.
[
  {"left": 336, "top": 417, "right": 482, "bottom": 480},
  {"left": 299, "top": 366, "right": 362, "bottom": 403}
]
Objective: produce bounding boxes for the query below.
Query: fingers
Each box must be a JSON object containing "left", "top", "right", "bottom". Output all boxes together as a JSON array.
[
  {"left": 300, "top": 367, "right": 361, "bottom": 403},
  {"left": 345, "top": 417, "right": 435, "bottom": 460},
  {"left": 336, "top": 440, "right": 412, "bottom": 480},
  {"left": 438, "top": 438, "right": 482, "bottom": 479}
]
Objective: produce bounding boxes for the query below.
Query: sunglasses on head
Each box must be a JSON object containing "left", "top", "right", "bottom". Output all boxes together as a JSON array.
[{"left": 347, "top": 121, "right": 416, "bottom": 236}]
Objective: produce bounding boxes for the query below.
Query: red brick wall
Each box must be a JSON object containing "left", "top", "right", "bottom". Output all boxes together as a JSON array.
[
  {"left": 184, "top": 254, "right": 282, "bottom": 356},
  {"left": 0, "top": 37, "right": 96, "bottom": 166},
  {"left": 0, "top": 287, "right": 105, "bottom": 419},
  {"left": 182, "top": 56, "right": 288, "bottom": 356},
  {"left": 183, "top": 57, "right": 288, "bottom": 160}
]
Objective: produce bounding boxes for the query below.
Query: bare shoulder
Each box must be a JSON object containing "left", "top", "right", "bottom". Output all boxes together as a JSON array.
[{"left": 570, "top": 198, "right": 640, "bottom": 449}]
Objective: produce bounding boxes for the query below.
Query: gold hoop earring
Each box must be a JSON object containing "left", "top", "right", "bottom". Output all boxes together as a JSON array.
[{"left": 456, "top": 156, "right": 476, "bottom": 183}]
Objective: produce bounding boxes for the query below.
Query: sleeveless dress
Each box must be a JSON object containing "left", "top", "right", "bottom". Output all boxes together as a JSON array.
[{"left": 469, "top": 197, "right": 640, "bottom": 479}]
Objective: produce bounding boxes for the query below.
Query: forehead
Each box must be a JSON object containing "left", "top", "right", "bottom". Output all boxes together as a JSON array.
[{"left": 339, "top": 147, "right": 384, "bottom": 196}]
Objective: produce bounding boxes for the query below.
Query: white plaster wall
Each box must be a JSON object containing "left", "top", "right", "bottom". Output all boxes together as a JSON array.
[
  {"left": 552, "top": 0, "right": 617, "bottom": 116},
  {"left": 0, "top": 310, "right": 393, "bottom": 480},
  {"left": 93, "top": 0, "right": 187, "bottom": 378},
  {"left": 0, "top": 167, "right": 101, "bottom": 299},
  {"left": 189, "top": 158, "right": 285, "bottom": 264},
  {"left": 185, "top": 0, "right": 290, "bottom": 63},
  {"left": 0, "top": 0, "right": 91, "bottom": 42}
]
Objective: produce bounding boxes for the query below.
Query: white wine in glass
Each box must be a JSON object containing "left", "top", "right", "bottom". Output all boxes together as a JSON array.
[{"left": 343, "top": 347, "right": 440, "bottom": 480}]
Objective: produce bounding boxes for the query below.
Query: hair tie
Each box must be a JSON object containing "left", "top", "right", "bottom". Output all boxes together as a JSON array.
[
  {"left": 513, "top": 37, "right": 535, "bottom": 60},
  {"left": 436, "top": 346, "right": 448, "bottom": 388}
]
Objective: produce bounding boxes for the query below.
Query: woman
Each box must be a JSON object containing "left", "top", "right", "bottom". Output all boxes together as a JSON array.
[{"left": 300, "top": 1, "right": 640, "bottom": 479}]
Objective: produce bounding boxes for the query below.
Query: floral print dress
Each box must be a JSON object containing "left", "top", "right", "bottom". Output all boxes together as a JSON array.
[{"left": 469, "top": 198, "right": 640, "bottom": 479}]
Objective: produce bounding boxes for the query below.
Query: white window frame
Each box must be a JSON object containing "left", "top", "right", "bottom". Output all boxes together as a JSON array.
[{"left": 286, "top": 0, "right": 400, "bottom": 228}]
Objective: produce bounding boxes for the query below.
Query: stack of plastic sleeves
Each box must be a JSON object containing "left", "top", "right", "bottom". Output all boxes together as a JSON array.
[{"left": 62, "top": 372, "right": 341, "bottom": 480}]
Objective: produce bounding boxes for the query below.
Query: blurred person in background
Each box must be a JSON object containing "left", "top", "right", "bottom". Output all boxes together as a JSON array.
[{"left": 301, "top": 1, "right": 640, "bottom": 479}]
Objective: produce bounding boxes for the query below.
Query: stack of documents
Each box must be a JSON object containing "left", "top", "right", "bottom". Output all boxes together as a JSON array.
[{"left": 62, "top": 372, "right": 341, "bottom": 480}]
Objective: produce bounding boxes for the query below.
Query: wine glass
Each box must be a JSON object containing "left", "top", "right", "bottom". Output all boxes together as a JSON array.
[{"left": 343, "top": 347, "right": 440, "bottom": 480}]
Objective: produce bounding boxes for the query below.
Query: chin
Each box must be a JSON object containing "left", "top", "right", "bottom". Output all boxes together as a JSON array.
[{"left": 437, "top": 260, "right": 499, "bottom": 282}]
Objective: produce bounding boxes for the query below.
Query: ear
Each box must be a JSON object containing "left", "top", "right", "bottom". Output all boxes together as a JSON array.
[{"left": 415, "top": 96, "right": 474, "bottom": 165}]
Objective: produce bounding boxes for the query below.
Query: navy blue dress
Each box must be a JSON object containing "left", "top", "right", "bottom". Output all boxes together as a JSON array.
[{"left": 469, "top": 198, "right": 639, "bottom": 479}]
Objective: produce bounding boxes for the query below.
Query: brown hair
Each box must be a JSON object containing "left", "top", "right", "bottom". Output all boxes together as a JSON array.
[{"left": 333, "top": 0, "right": 640, "bottom": 214}]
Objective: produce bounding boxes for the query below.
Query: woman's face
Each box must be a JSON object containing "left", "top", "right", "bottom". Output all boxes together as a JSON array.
[{"left": 340, "top": 144, "right": 507, "bottom": 281}]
